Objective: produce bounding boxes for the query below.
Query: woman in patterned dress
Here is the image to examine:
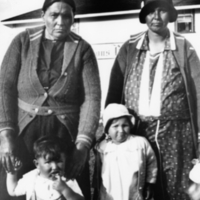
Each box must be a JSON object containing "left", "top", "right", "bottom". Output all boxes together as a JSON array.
[{"left": 105, "top": 0, "right": 200, "bottom": 199}]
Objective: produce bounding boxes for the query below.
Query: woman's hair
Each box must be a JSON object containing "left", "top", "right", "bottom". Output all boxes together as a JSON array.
[
  {"left": 42, "top": 0, "right": 76, "bottom": 14},
  {"left": 33, "top": 135, "right": 67, "bottom": 161}
]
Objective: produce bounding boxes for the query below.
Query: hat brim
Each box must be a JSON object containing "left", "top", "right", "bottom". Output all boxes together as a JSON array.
[
  {"left": 139, "top": 1, "right": 177, "bottom": 24},
  {"left": 42, "top": 0, "right": 76, "bottom": 14},
  {"left": 104, "top": 115, "right": 135, "bottom": 133}
]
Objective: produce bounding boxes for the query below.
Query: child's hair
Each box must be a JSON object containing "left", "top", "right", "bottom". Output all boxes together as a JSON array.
[{"left": 33, "top": 135, "right": 67, "bottom": 161}]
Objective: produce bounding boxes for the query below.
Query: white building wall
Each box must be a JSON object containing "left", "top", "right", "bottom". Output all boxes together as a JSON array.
[{"left": 79, "top": 14, "right": 146, "bottom": 109}]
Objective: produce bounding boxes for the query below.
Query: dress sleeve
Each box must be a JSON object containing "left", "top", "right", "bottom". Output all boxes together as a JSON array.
[
  {"left": 75, "top": 44, "right": 101, "bottom": 149},
  {"left": 14, "top": 177, "right": 27, "bottom": 196},
  {"left": 185, "top": 41, "right": 200, "bottom": 133},
  {"left": 14, "top": 170, "right": 37, "bottom": 198}
]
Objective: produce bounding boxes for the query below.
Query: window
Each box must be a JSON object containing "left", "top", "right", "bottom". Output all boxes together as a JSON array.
[{"left": 175, "top": 10, "right": 194, "bottom": 33}]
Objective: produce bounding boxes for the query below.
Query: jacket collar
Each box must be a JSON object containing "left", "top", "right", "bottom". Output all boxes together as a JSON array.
[
  {"left": 129, "top": 29, "right": 177, "bottom": 51},
  {"left": 27, "top": 25, "right": 80, "bottom": 75},
  {"left": 61, "top": 32, "right": 80, "bottom": 74}
]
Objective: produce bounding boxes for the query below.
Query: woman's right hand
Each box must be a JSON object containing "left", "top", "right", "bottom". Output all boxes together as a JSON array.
[{"left": 0, "top": 130, "right": 19, "bottom": 173}]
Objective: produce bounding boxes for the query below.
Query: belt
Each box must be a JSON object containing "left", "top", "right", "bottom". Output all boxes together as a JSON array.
[{"left": 18, "top": 98, "right": 79, "bottom": 116}]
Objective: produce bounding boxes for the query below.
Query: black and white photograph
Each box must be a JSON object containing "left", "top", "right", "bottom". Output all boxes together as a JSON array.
[{"left": 1, "top": 0, "right": 200, "bottom": 200}]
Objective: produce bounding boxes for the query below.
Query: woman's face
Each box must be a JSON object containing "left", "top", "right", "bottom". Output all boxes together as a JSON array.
[
  {"left": 108, "top": 117, "right": 131, "bottom": 145},
  {"left": 42, "top": 2, "right": 74, "bottom": 40},
  {"left": 145, "top": 6, "right": 169, "bottom": 35}
]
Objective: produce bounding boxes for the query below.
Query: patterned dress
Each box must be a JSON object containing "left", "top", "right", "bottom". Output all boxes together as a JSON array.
[{"left": 124, "top": 32, "right": 193, "bottom": 200}]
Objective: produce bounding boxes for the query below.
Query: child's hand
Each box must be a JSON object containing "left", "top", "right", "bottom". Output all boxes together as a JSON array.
[
  {"left": 188, "top": 183, "right": 200, "bottom": 200},
  {"left": 52, "top": 174, "right": 68, "bottom": 193},
  {"left": 188, "top": 161, "right": 200, "bottom": 200}
]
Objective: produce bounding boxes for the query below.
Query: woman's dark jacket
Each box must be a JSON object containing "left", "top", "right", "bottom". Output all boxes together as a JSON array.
[{"left": 0, "top": 26, "right": 101, "bottom": 148}]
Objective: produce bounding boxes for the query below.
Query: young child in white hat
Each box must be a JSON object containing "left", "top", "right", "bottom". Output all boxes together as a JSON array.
[{"left": 93, "top": 103, "right": 157, "bottom": 200}]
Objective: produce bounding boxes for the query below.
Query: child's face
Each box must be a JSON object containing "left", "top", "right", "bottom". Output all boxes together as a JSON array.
[
  {"left": 34, "top": 153, "right": 66, "bottom": 180},
  {"left": 108, "top": 117, "right": 131, "bottom": 144}
]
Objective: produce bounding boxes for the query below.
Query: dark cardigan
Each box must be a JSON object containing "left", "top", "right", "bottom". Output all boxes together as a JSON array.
[{"left": 0, "top": 26, "right": 101, "bottom": 148}]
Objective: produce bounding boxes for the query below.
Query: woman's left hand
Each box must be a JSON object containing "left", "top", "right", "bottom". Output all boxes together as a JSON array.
[{"left": 68, "top": 144, "right": 89, "bottom": 179}]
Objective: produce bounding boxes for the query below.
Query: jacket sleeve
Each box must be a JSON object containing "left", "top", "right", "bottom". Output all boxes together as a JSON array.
[
  {"left": 75, "top": 44, "right": 101, "bottom": 149},
  {"left": 105, "top": 41, "right": 129, "bottom": 107},
  {"left": 184, "top": 40, "right": 200, "bottom": 158},
  {"left": 185, "top": 41, "right": 200, "bottom": 133},
  {"left": 0, "top": 32, "right": 23, "bottom": 133}
]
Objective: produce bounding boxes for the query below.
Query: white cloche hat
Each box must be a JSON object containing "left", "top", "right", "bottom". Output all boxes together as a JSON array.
[{"left": 102, "top": 103, "right": 135, "bottom": 132}]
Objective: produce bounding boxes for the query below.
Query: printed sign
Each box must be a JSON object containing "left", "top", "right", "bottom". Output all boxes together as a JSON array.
[{"left": 92, "top": 43, "right": 122, "bottom": 60}]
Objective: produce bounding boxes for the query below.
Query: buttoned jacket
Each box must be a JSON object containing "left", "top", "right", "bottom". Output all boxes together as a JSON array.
[
  {"left": 93, "top": 135, "right": 157, "bottom": 200},
  {"left": 0, "top": 26, "right": 101, "bottom": 147},
  {"left": 105, "top": 30, "right": 200, "bottom": 156}
]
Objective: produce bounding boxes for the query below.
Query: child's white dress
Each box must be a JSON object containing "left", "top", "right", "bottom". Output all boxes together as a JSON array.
[
  {"left": 12, "top": 169, "right": 83, "bottom": 200},
  {"left": 97, "top": 135, "right": 157, "bottom": 200}
]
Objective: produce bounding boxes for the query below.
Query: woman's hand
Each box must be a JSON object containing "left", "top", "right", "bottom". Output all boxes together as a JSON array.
[
  {"left": 67, "top": 144, "right": 89, "bottom": 179},
  {"left": 0, "top": 130, "right": 20, "bottom": 173}
]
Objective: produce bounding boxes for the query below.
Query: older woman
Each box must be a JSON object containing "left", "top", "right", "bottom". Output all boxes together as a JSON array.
[
  {"left": 0, "top": 0, "right": 101, "bottom": 200},
  {"left": 105, "top": 0, "right": 200, "bottom": 199}
]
